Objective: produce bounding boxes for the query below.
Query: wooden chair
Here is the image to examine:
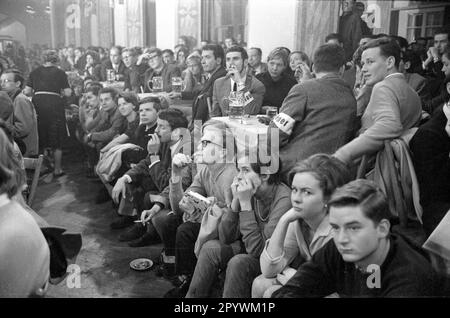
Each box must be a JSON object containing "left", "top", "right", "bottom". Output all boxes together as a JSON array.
[{"left": 23, "top": 154, "right": 44, "bottom": 207}]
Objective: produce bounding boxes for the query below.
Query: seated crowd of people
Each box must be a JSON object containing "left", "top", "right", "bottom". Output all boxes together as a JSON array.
[{"left": 1, "top": 26, "right": 450, "bottom": 298}]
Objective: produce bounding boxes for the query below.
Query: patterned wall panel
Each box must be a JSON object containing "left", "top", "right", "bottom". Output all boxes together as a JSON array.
[
  {"left": 97, "top": 0, "right": 113, "bottom": 48},
  {"left": 295, "top": 0, "right": 340, "bottom": 57},
  {"left": 177, "top": 0, "right": 201, "bottom": 48},
  {"left": 126, "top": 0, "right": 144, "bottom": 47}
]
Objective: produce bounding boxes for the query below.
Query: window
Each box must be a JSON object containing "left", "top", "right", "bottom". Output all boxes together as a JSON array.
[{"left": 404, "top": 9, "right": 444, "bottom": 42}]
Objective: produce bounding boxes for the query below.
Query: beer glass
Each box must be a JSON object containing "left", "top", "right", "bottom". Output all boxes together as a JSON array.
[
  {"left": 228, "top": 91, "right": 245, "bottom": 122},
  {"left": 152, "top": 76, "right": 163, "bottom": 92},
  {"left": 171, "top": 77, "right": 183, "bottom": 93}
]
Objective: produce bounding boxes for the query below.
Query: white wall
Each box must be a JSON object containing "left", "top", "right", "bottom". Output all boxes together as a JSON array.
[
  {"left": 247, "top": 0, "right": 297, "bottom": 60},
  {"left": 114, "top": 0, "right": 127, "bottom": 47},
  {"left": 155, "top": 0, "right": 177, "bottom": 50}
]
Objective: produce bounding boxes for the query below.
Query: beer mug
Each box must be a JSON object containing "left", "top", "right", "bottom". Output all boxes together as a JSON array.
[
  {"left": 107, "top": 69, "right": 115, "bottom": 83},
  {"left": 228, "top": 91, "right": 245, "bottom": 121},
  {"left": 171, "top": 77, "right": 183, "bottom": 93},
  {"left": 152, "top": 76, "right": 163, "bottom": 92}
]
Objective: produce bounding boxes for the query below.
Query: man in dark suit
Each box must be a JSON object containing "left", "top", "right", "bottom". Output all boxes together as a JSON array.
[
  {"left": 210, "top": 46, "right": 265, "bottom": 117},
  {"left": 269, "top": 44, "right": 357, "bottom": 178},
  {"left": 142, "top": 48, "right": 182, "bottom": 93},
  {"left": 100, "top": 46, "right": 127, "bottom": 82},
  {"left": 169, "top": 44, "right": 227, "bottom": 128}
]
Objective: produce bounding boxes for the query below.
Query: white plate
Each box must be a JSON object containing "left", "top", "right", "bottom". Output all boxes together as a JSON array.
[{"left": 130, "top": 258, "right": 153, "bottom": 271}]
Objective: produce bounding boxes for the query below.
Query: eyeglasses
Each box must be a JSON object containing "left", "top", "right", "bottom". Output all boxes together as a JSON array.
[
  {"left": 0, "top": 79, "right": 13, "bottom": 84},
  {"left": 148, "top": 54, "right": 160, "bottom": 61},
  {"left": 201, "top": 140, "right": 221, "bottom": 148}
]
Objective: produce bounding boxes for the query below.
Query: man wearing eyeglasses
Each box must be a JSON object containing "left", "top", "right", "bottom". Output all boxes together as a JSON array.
[{"left": 142, "top": 48, "right": 182, "bottom": 93}]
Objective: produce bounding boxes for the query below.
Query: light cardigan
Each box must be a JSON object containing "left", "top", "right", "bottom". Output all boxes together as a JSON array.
[
  {"left": 260, "top": 213, "right": 333, "bottom": 278},
  {"left": 0, "top": 197, "right": 50, "bottom": 297},
  {"left": 335, "top": 73, "right": 421, "bottom": 164}
]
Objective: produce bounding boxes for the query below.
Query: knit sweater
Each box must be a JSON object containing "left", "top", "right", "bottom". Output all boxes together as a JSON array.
[
  {"left": 335, "top": 73, "right": 421, "bottom": 164},
  {"left": 272, "top": 234, "right": 440, "bottom": 297}
]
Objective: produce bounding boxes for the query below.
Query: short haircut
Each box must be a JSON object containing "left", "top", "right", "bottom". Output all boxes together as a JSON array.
[
  {"left": 157, "top": 108, "right": 188, "bottom": 131},
  {"left": 202, "top": 119, "right": 234, "bottom": 150},
  {"left": 85, "top": 84, "right": 102, "bottom": 96},
  {"left": 162, "top": 49, "right": 174, "bottom": 56},
  {"left": 139, "top": 96, "right": 162, "bottom": 112},
  {"left": 118, "top": 91, "right": 139, "bottom": 110},
  {"left": 99, "top": 87, "right": 119, "bottom": 101},
  {"left": 226, "top": 45, "right": 248, "bottom": 60},
  {"left": 434, "top": 27, "right": 450, "bottom": 38},
  {"left": 276, "top": 47, "right": 291, "bottom": 56},
  {"left": 328, "top": 179, "right": 393, "bottom": 224},
  {"left": 402, "top": 49, "right": 422, "bottom": 73},
  {"left": 110, "top": 45, "right": 122, "bottom": 55},
  {"left": 3, "top": 69, "right": 24, "bottom": 88},
  {"left": 148, "top": 47, "right": 162, "bottom": 57},
  {"left": 237, "top": 149, "right": 283, "bottom": 185},
  {"left": 390, "top": 35, "right": 408, "bottom": 50},
  {"left": 325, "top": 33, "right": 343, "bottom": 44},
  {"left": 362, "top": 37, "right": 401, "bottom": 68},
  {"left": 267, "top": 47, "right": 289, "bottom": 67},
  {"left": 288, "top": 154, "right": 352, "bottom": 200},
  {"left": 202, "top": 44, "right": 225, "bottom": 66},
  {"left": 249, "top": 47, "right": 262, "bottom": 56},
  {"left": 122, "top": 47, "right": 138, "bottom": 57},
  {"left": 289, "top": 51, "right": 311, "bottom": 67},
  {"left": 313, "top": 44, "right": 346, "bottom": 73}
]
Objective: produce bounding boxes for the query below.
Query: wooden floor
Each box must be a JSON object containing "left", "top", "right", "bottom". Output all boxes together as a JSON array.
[{"left": 33, "top": 147, "right": 172, "bottom": 298}]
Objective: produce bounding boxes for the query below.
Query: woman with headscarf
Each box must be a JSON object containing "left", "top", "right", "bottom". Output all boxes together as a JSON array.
[{"left": 24, "top": 50, "right": 72, "bottom": 177}]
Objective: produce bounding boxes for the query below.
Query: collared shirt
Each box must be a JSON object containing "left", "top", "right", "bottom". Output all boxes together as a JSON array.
[
  {"left": 0, "top": 193, "right": 10, "bottom": 209},
  {"left": 385, "top": 72, "right": 403, "bottom": 80}
]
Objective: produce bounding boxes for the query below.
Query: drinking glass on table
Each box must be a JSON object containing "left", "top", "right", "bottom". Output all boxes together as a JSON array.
[
  {"left": 152, "top": 76, "right": 163, "bottom": 93},
  {"left": 171, "top": 77, "right": 183, "bottom": 93},
  {"left": 107, "top": 69, "right": 115, "bottom": 83},
  {"left": 228, "top": 91, "right": 245, "bottom": 122}
]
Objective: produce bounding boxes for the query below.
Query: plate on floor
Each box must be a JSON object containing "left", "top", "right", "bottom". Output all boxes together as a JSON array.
[{"left": 130, "top": 258, "right": 153, "bottom": 271}]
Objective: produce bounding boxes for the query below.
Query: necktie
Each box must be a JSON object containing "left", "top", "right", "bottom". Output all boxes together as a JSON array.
[{"left": 233, "top": 82, "right": 237, "bottom": 92}]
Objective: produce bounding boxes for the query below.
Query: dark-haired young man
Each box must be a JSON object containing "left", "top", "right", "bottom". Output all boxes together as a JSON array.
[
  {"left": 83, "top": 87, "right": 126, "bottom": 176},
  {"left": 210, "top": 46, "right": 265, "bottom": 117},
  {"left": 1, "top": 69, "right": 38, "bottom": 156},
  {"left": 334, "top": 37, "right": 421, "bottom": 165},
  {"left": 169, "top": 44, "right": 227, "bottom": 127},
  {"left": 273, "top": 179, "right": 441, "bottom": 297},
  {"left": 269, "top": 44, "right": 357, "bottom": 178},
  {"left": 142, "top": 48, "right": 182, "bottom": 93},
  {"left": 112, "top": 108, "right": 191, "bottom": 247}
]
